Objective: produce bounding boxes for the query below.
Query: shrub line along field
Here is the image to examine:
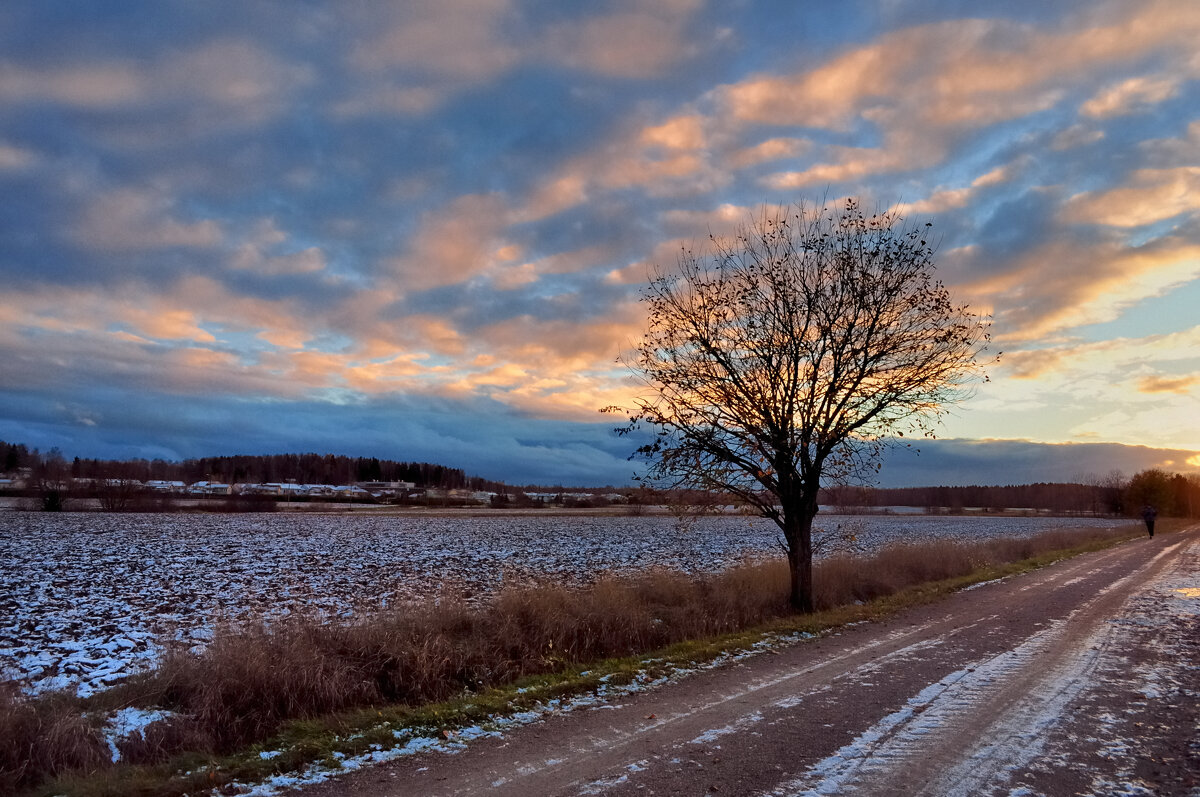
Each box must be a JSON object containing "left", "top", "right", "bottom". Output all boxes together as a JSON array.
[{"left": 1, "top": 512, "right": 1132, "bottom": 698}]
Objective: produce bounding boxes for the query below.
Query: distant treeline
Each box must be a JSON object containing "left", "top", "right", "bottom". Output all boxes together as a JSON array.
[
  {"left": 823, "top": 469, "right": 1199, "bottom": 517},
  {"left": 0, "top": 441, "right": 499, "bottom": 491},
  {"left": 821, "top": 482, "right": 1122, "bottom": 514}
]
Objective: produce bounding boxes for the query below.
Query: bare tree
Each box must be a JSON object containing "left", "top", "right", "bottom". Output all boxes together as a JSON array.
[
  {"left": 95, "top": 461, "right": 146, "bottom": 511},
  {"left": 607, "top": 199, "right": 993, "bottom": 611},
  {"left": 31, "top": 447, "right": 72, "bottom": 511}
]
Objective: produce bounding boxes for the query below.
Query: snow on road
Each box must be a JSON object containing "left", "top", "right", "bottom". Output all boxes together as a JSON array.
[{"left": 770, "top": 537, "right": 1199, "bottom": 797}]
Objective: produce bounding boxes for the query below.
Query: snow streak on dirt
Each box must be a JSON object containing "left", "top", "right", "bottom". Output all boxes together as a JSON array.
[
  {"left": 1011, "top": 540, "right": 1200, "bottom": 796},
  {"left": 1, "top": 512, "right": 1127, "bottom": 696},
  {"left": 769, "top": 539, "right": 1200, "bottom": 797},
  {"left": 768, "top": 619, "right": 1094, "bottom": 796}
]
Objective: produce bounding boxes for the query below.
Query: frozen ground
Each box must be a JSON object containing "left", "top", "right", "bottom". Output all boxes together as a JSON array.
[{"left": 0, "top": 512, "right": 1129, "bottom": 697}]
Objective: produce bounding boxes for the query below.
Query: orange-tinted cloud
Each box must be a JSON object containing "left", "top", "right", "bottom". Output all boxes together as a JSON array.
[
  {"left": 724, "top": 4, "right": 1200, "bottom": 186},
  {"left": 1080, "top": 74, "right": 1182, "bottom": 118},
  {"left": 729, "top": 137, "right": 811, "bottom": 168},
  {"left": 1137, "top": 374, "right": 1198, "bottom": 394},
  {"left": 964, "top": 236, "right": 1200, "bottom": 343},
  {"left": 384, "top": 193, "right": 513, "bottom": 290},
  {"left": 1061, "top": 167, "right": 1200, "bottom": 227}
]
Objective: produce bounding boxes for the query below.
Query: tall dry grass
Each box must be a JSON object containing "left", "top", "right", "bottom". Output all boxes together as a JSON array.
[
  {"left": 2, "top": 523, "right": 1139, "bottom": 793},
  {"left": 0, "top": 689, "right": 107, "bottom": 794}
]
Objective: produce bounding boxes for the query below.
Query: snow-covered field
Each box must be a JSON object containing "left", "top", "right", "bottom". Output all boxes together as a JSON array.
[{"left": 0, "top": 511, "right": 1130, "bottom": 697}]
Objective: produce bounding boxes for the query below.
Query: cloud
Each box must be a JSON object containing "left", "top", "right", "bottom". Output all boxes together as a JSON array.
[
  {"left": 341, "top": 0, "right": 706, "bottom": 119},
  {"left": 0, "top": 39, "right": 311, "bottom": 129},
  {"left": 640, "top": 114, "right": 708, "bottom": 150},
  {"left": 1061, "top": 167, "right": 1200, "bottom": 227},
  {"left": 1050, "top": 124, "right": 1105, "bottom": 151},
  {"left": 2, "top": 387, "right": 648, "bottom": 486},
  {"left": 763, "top": 144, "right": 925, "bottom": 190},
  {"left": 729, "top": 137, "right": 811, "bottom": 168},
  {"left": 513, "top": 112, "right": 730, "bottom": 222},
  {"left": 1137, "top": 374, "right": 1198, "bottom": 394},
  {"left": 384, "top": 193, "right": 514, "bottom": 291},
  {"left": 968, "top": 323, "right": 1200, "bottom": 451},
  {"left": 720, "top": 16, "right": 1083, "bottom": 130},
  {"left": 72, "top": 188, "right": 222, "bottom": 252},
  {"left": 229, "top": 219, "right": 327, "bottom": 276},
  {"left": 330, "top": 86, "right": 443, "bottom": 118},
  {"left": 348, "top": 0, "right": 520, "bottom": 81},
  {"left": 724, "top": 4, "right": 1200, "bottom": 186},
  {"left": 0, "top": 62, "right": 144, "bottom": 108},
  {"left": 0, "top": 141, "right": 36, "bottom": 170},
  {"left": 541, "top": 0, "right": 704, "bottom": 79},
  {"left": 511, "top": 3, "right": 1200, "bottom": 231},
  {"left": 161, "top": 39, "right": 314, "bottom": 125},
  {"left": 969, "top": 235, "right": 1200, "bottom": 342},
  {"left": 1080, "top": 74, "right": 1182, "bottom": 118},
  {"left": 892, "top": 164, "right": 1018, "bottom": 216},
  {"left": 1139, "top": 119, "right": 1200, "bottom": 166},
  {"left": 998, "top": 325, "right": 1200, "bottom": 381},
  {"left": 118, "top": 308, "right": 215, "bottom": 344},
  {"left": 483, "top": 244, "right": 616, "bottom": 291}
]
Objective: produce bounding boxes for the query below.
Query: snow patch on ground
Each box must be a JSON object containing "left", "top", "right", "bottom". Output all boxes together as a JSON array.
[
  {"left": 689, "top": 711, "right": 764, "bottom": 745},
  {"left": 961, "top": 576, "right": 1008, "bottom": 591},
  {"left": 101, "top": 707, "right": 176, "bottom": 763}
]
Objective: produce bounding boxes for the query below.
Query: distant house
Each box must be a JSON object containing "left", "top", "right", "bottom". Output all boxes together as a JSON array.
[
  {"left": 189, "top": 481, "right": 232, "bottom": 495},
  {"left": 237, "top": 483, "right": 278, "bottom": 495},
  {"left": 102, "top": 478, "right": 144, "bottom": 487},
  {"left": 355, "top": 481, "right": 416, "bottom": 495},
  {"left": 332, "top": 485, "right": 372, "bottom": 499}
]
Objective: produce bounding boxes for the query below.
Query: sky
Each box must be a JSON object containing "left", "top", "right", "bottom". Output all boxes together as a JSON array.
[{"left": 1, "top": 0, "right": 1199, "bottom": 487}]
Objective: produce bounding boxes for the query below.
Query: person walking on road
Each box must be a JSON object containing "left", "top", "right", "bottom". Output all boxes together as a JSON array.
[{"left": 1141, "top": 504, "right": 1157, "bottom": 537}]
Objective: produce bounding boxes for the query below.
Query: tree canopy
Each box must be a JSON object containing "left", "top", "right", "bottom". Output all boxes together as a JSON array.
[{"left": 610, "top": 199, "right": 993, "bottom": 610}]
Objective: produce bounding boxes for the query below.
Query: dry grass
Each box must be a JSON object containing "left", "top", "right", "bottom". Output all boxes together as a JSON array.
[
  {"left": 0, "top": 690, "right": 107, "bottom": 794},
  {"left": 3, "top": 522, "right": 1145, "bottom": 794},
  {"left": 124, "top": 565, "right": 792, "bottom": 754}
]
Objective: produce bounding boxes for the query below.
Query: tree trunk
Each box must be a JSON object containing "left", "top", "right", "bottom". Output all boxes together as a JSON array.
[{"left": 782, "top": 492, "right": 818, "bottom": 613}]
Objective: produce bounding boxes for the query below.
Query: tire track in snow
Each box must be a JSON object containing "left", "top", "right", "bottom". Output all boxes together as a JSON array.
[{"left": 765, "top": 538, "right": 1188, "bottom": 797}]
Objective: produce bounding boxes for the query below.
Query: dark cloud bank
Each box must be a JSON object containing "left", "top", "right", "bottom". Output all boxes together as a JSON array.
[{"left": 1, "top": 388, "right": 1192, "bottom": 487}]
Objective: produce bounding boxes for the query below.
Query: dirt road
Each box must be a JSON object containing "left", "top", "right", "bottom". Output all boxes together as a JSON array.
[{"left": 301, "top": 530, "right": 1199, "bottom": 796}]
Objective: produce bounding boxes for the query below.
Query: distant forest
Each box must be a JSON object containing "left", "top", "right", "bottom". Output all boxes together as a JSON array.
[
  {"left": 0, "top": 440, "right": 500, "bottom": 491},
  {"left": 825, "top": 472, "right": 1198, "bottom": 517},
  {"left": 823, "top": 482, "right": 1124, "bottom": 514}
]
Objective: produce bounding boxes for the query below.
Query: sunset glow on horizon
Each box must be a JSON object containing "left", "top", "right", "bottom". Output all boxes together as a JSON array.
[{"left": 1, "top": 1, "right": 1198, "bottom": 486}]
